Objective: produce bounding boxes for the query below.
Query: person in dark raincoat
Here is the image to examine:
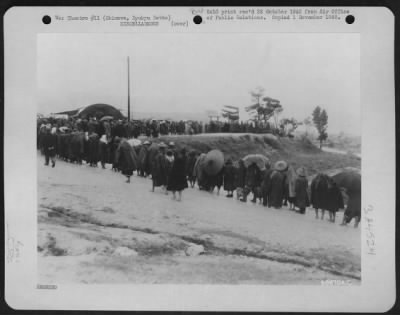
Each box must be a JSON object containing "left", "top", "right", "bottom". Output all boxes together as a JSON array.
[
  {"left": 167, "top": 148, "right": 188, "bottom": 201},
  {"left": 294, "top": 167, "right": 309, "bottom": 214},
  {"left": 151, "top": 143, "right": 168, "bottom": 192},
  {"left": 204, "top": 169, "right": 223, "bottom": 194},
  {"left": 137, "top": 140, "right": 151, "bottom": 177},
  {"left": 222, "top": 158, "right": 236, "bottom": 197},
  {"left": 341, "top": 186, "right": 361, "bottom": 228},
  {"left": 261, "top": 164, "right": 273, "bottom": 207},
  {"left": 42, "top": 126, "right": 57, "bottom": 167},
  {"left": 87, "top": 132, "right": 99, "bottom": 167},
  {"left": 70, "top": 131, "right": 86, "bottom": 164},
  {"left": 242, "top": 162, "right": 261, "bottom": 203},
  {"left": 164, "top": 149, "right": 175, "bottom": 194},
  {"left": 111, "top": 137, "right": 121, "bottom": 171},
  {"left": 234, "top": 159, "right": 247, "bottom": 200},
  {"left": 282, "top": 171, "right": 289, "bottom": 206},
  {"left": 115, "top": 138, "right": 138, "bottom": 183},
  {"left": 326, "top": 178, "right": 344, "bottom": 222},
  {"left": 269, "top": 169, "right": 285, "bottom": 208},
  {"left": 310, "top": 173, "right": 330, "bottom": 219},
  {"left": 186, "top": 150, "right": 197, "bottom": 188}
]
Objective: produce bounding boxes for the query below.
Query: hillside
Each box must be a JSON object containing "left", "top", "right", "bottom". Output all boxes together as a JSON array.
[
  {"left": 150, "top": 133, "right": 361, "bottom": 176},
  {"left": 324, "top": 133, "right": 361, "bottom": 155}
]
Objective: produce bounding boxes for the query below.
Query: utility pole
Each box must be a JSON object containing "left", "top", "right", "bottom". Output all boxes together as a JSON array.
[{"left": 127, "top": 56, "right": 130, "bottom": 122}]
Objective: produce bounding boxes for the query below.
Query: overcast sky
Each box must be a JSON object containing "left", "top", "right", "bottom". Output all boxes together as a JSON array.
[{"left": 38, "top": 33, "right": 360, "bottom": 135}]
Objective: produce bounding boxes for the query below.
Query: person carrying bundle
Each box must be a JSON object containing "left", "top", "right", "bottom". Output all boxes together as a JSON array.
[{"left": 115, "top": 138, "right": 138, "bottom": 183}]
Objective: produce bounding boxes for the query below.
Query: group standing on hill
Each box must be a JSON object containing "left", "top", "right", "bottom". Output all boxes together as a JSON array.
[{"left": 38, "top": 120, "right": 361, "bottom": 228}]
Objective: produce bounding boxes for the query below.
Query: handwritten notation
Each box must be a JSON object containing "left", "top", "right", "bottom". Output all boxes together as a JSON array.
[
  {"left": 364, "top": 205, "right": 376, "bottom": 255},
  {"left": 6, "top": 222, "right": 24, "bottom": 263}
]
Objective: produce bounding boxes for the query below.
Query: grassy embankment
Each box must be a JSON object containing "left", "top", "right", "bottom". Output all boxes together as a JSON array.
[{"left": 152, "top": 133, "right": 361, "bottom": 176}]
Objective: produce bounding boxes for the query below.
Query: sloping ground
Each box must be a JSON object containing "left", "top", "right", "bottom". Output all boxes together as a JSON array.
[
  {"left": 38, "top": 156, "right": 361, "bottom": 284},
  {"left": 155, "top": 133, "right": 361, "bottom": 175}
]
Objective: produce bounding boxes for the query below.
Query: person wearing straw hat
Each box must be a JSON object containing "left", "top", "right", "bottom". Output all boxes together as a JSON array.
[
  {"left": 294, "top": 167, "right": 309, "bottom": 214},
  {"left": 151, "top": 142, "right": 168, "bottom": 192}
]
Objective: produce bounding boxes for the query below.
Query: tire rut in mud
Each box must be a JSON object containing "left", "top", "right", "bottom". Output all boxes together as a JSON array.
[{"left": 40, "top": 205, "right": 360, "bottom": 280}]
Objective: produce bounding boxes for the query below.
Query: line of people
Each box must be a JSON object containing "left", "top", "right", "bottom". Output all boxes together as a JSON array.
[{"left": 39, "top": 123, "right": 360, "bottom": 228}]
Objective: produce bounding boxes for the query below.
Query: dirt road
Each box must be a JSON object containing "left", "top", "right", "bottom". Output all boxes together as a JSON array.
[{"left": 38, "top": 155, "right": 361, "bottom": 284}]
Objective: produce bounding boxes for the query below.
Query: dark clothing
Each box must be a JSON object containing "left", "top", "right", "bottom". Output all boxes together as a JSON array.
[
  {"left": 186, "top": 155, "right": 197, "bottom": 181},
  {"left": 152, "top": 152, "right": 168, "bottom": 187},
  {"left": 326, "top": 184, "right": 344, "bottom": 213},
  {"left": 245, "top": 164, "right": 261, "bottom": 188},
  {"left": 96, "top": 123, "right": 105, "bottom": 137},
  {"left": 87, "top": 121, "right": 97, "bottom": 134},
  {"left": 113, "top": 124, "right": 126, "bottom": 138},
  {"left": 206, "top": 170, "right": 223, "bottom": 191},
  {"left": 115, "top": 140, "right": 137, "bottom": 176},
  {"left": 42, "top": 133, "right": 57, "bottom": 166},
  {"left": 138, "top": 146, "right": 149, "bottom": 176},
  {"left": 42, "top": 133, "right": 57, "bottom": 156},
  {"left": 87, "top": 133, "right": 99, "bottom": 165},
  {"left": 165, "top": 155, "right": 174, "bottom": 186},
  {"left": 234, "top": 163, "right": 246, "bottom": 188},
  {"left": 69, "top": 132, "right": 85, "bottom": 163},
  {"left": 167, "top": 156, "right": 188, "bottom": 191},
  {"left": 269, "top": 170, "right": 285, "bottom": 208},
  {"left": 344, "top": 191, "right": 361, "bottom": 222},
  {"left": 294, "top": 177, "right": 310, "bottom": 209},
  {"left": 223, "top": 164, "right": 236, "bottom": 191},
  {"left": 261, "top": 168, "right": 273, "bottom": 206},
  {"left": 310, "top": 174, "right": 330, "bottom": 210}
]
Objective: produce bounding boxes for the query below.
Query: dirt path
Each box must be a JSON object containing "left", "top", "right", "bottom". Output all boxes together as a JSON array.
[{"left": 38, "top": 155, "right": 361, "bottom": 284}]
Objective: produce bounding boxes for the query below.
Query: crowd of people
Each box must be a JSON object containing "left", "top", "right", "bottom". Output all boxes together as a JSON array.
[
  {"left": 37, "top": 116, "right": 203, "bottom": 139},
  {"left": 37, "top": 115, "right": 287, "bottom": 141},
  {"left": 38, "top": 117, "right": 361, "bottom": 228}
]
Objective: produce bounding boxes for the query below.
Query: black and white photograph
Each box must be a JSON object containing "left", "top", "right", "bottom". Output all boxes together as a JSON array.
[
  {"left": 4, "top": 6, "right": 395, "bottom": 311},
  {"left": 36, "top": 32, "right": 361, "bottom": 284}
]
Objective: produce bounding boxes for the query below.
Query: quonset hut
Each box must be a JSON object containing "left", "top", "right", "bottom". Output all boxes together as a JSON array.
[{"left": 54, "top": 103, "right": 125, "bottom": 120}]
